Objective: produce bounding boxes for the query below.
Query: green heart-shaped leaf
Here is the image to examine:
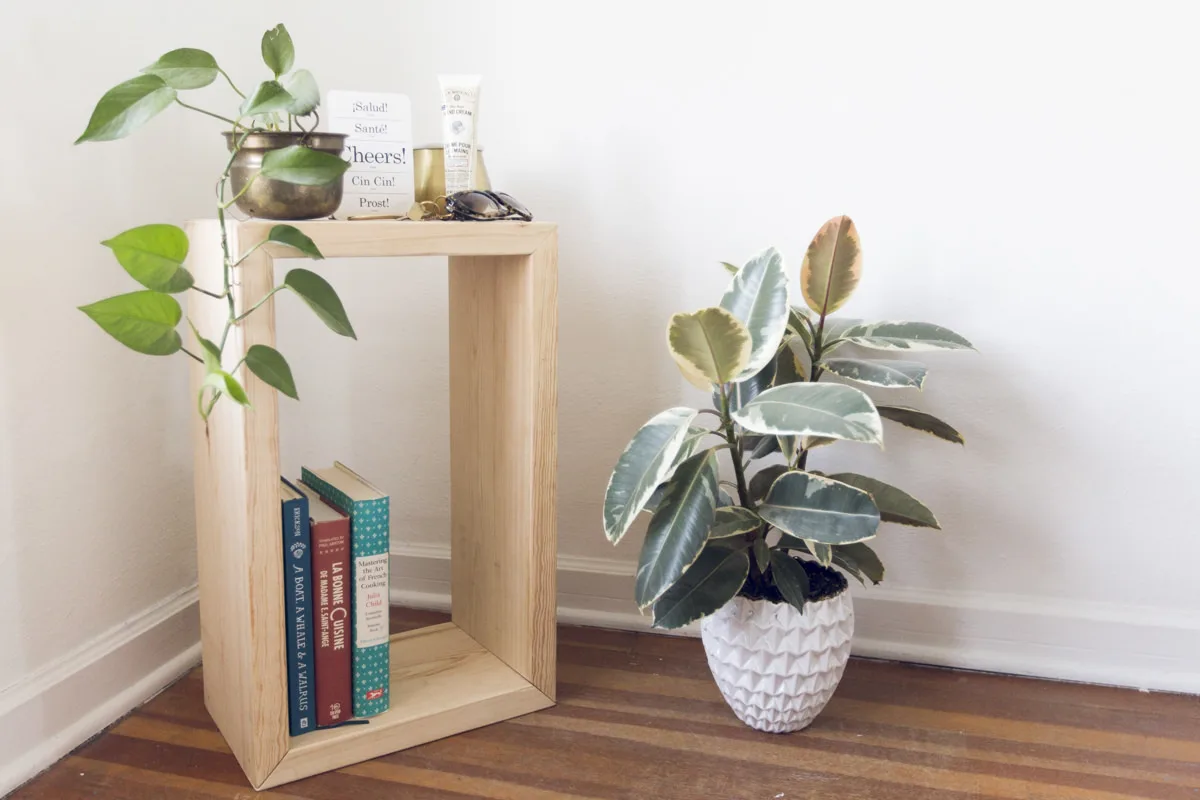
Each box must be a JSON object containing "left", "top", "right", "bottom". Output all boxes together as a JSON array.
[
  {"left": 76, "top": 75, "right": 177, "bottom": 143},
  {"left": 284, "top": 268, "right": 356, "bottom": 338},
  {"left": 141, "top": 48, "right": 218, "bottom": 90},
  {"left": 667, "top": 306, "right": 751, "bottom": 389},
  {"left": 268, "top": 225, "right": 324, "bottom": 259},
  {"left": 261, "top": 23, "right": 295, "bottom": 77},
  {"left": 187, "top": 319, "right": 221, "bottom": 363},
  {"left": 101, "top": 224, "right": 193, "bottom": 293},
  {"left": 282, "top": 69, "right": 319, "bottom": 116},
  {"left": 260, "top": 145, "right": 350, "bottom": 186},
  {"left": 203, "top": 369, "right": 250, "bottom": 406},
  {"left": 79, "top": 291, "right": 181, "bottom": 355},
  {"left": 241, "top": 80, "right": 294, "bottom": 117},
  {"left": 245, "top": 344, "right": 299, "bottom": 400}
]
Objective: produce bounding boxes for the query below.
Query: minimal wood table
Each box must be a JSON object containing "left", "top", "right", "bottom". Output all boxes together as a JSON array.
[{"left": 186, "top": 220, "right": 558, "bottom": 789}]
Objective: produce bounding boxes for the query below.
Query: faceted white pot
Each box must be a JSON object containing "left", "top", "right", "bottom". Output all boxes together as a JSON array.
[{"left": 700, "top": 592, "right": 854, "bottom": 733}]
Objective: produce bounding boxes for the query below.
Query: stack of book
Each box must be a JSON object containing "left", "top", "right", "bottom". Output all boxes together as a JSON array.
[{"left": 280, "top": 462, "right": 391, "bottom": 736}]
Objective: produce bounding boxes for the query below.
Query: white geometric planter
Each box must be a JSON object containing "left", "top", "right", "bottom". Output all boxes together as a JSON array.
[{"left": 700, "top": 592, "right": 854, "bottom": 733}]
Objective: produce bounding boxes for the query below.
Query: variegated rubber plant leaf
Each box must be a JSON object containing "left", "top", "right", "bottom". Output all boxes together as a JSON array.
[
  {"left": 800, "top": 216, "right": 862, "bottom": 317},
  {"left": 709, "top": 506, "right": 762, "bottom": 539},
  {"left": 757, "top": 471, "right": 881, "bottom": 545},
  {"left": 652, "top": 543, "right": 749, "bottom": 629},
  {"left": 832, "top": 541, "right": 885, "bottom": 584},
  {"left": 642, "top": 426, "right": 715, "bottom": 515},
  {"left": 828, "top": 472, "right": 940, "bottom": 528},
  {"left": 667, "top": 307, "right": 751, "bottom": 389},
  {"left": 837, "top": 321, "right": 974, "bottom": 351},
  {"left": 731, "top": 383, "right": 883, "bottom": 445},
  {"left": 635, "top": 449, "right": 721, "bottom": 609},
  {"left": 719, "top": 246, "right": 789, "bottom": 379},
  {"left": 603, "top": 408, "right": 699, "bottom": 543},
  {"left": 877, "top": 405, "right": 965, "bottom": 445},
  {"left": 820, "top": 358, "right": 928, "bottom": 389},
  {"left": 716, "top": 355, "right": 775, "bottom": 413}
]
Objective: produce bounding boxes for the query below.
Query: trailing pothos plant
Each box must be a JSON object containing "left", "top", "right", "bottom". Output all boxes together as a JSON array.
[
  {"left": 75, "top": 24, "right": 353, "bottom": 424},
  {"left": 603, "top": 216, "right": 974, "bottom": 629}
]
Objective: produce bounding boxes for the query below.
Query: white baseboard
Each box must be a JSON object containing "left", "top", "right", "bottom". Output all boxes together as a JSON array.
[
  {"left": 0, "top": 586, "right": 201, "bottom": 797},
  {"left": 390, "top": 544, "right": 1200, "bottom": 694}
]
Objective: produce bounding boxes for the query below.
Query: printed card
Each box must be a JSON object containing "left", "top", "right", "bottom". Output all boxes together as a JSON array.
[{"left": 327, "top": 91, "right": 415, "bottom": 218}]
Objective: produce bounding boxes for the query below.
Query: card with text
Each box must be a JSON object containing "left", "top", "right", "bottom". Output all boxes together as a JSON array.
[{"left": 327, "top": 91, "right": 414, "bottom": 218}]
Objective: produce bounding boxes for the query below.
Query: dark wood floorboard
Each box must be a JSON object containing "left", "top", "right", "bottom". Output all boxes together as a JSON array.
[{"left": 12, "top": 606, "right": 1200, "bottom": 799}]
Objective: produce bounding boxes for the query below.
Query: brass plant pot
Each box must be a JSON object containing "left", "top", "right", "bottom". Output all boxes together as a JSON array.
[
  {"left": 222, "top": 131, "right": 348, "bottom": 220},
  {"left": 413, "top": 146, "right": 491, "bottom": 204}
]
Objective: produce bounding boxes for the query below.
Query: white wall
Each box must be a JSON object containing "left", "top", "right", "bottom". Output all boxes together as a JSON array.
[{"left": 1, "top": 1, "right": 1198, "bottom": 787}]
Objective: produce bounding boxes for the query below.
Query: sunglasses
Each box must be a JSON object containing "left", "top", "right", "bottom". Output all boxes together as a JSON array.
[{"left": 446, "top": 190, "right": 533, "bottom": 222}]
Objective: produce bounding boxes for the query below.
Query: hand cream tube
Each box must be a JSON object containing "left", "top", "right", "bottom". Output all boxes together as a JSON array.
[{"left": 438, "top": 74, "right": 482, "bottom": 194}]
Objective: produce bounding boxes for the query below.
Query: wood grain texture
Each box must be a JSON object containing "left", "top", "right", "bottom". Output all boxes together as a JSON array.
[
  {"left": 14, "top": 607, "right": 1199, "bottom": 799},
  {"left": 186, "top": 220, "right": 288, "bottom": 787},
  {"left": 244, "top": 219, "right": 556, "bottom": 259},
  {"left": 188, "top": 220, "right": 558, "bottom": 788},
  {"left": 448, "top": 239, "right": 558, "bottom": 700},
  {"left": 264, "top": 624, "right": 553, "bottom": 789}
]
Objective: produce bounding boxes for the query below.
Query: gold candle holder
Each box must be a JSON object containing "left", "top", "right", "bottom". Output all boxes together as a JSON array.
[{"left": 413, "top": 146, "right": 491, "bottom": 204}]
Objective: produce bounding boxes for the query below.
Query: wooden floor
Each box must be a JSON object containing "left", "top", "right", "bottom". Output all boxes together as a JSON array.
[{"left": 13, "top": 608, "right": 1200, "bottom": 800}]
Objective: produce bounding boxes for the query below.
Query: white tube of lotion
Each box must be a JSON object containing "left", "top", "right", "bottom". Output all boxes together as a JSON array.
[{"left": 438, "top": 75, "right": 482, "bottom": 195}]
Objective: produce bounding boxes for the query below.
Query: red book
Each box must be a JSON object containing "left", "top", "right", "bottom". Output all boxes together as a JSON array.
[{"left": 297, "top": 482, "right": 353, "bottom": 727}]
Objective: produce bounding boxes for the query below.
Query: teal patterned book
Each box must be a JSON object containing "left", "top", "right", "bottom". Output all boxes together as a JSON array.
[{"left": 300, "top": 462, "right": 390, "bottom": 718}]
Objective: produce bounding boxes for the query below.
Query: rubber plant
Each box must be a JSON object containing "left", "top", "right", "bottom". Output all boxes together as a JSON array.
[
  {"left": 603, "top": 216, "right": 974, "bottom": 628},
  {"left": 75, "top": 24, "right": 353, "bottom": 424}
]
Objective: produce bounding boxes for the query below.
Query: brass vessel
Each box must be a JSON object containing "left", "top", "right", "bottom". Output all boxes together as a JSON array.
[
  {"left": 222, "top": 131, "right": 348, "bottom": 220},
  {"left": 413, "top": 146, "right": 491, "bottom": 204}
]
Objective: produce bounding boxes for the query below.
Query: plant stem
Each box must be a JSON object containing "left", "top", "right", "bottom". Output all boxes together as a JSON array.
[
  {"left": 717, "top": 383, "right": 752, "bottom": 508},
  {"left": 218, "top": 68, "right": 246, "bottom": 98},
  {"left": 181, "top": 347, "right": 204, "bottom": 364},
  {"left": 174, "top": 98, "right": 237, "bottom": 125},
  {"left": 190, "top": 285, "right": 226, "bottom": 299},
  {"left": 216, "top": 131, "right": 251, "bottom": 354},
  {"left": 220, "top": 174, "right": 257, "bottom": 210},
  {"left": 204, "top": 390, "right": 220, "bottom": 418},
  {"left": 797, "top": 328, "right": 826, "bottom": 471},
  {"left": 234, "top": 285, "right": 284, "bottom": 323},
  {"left": 232, "top": 239, "right": 267, "bottom": 267}
]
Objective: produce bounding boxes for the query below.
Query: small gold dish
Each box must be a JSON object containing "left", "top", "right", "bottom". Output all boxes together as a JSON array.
[{"left": 413, "top": 146, "right": 490, "bottom": 204}]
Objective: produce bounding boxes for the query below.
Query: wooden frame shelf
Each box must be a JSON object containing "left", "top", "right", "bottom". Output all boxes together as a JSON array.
[{"left": 186, "top": 220, "right": 558, "bottom": 790}]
